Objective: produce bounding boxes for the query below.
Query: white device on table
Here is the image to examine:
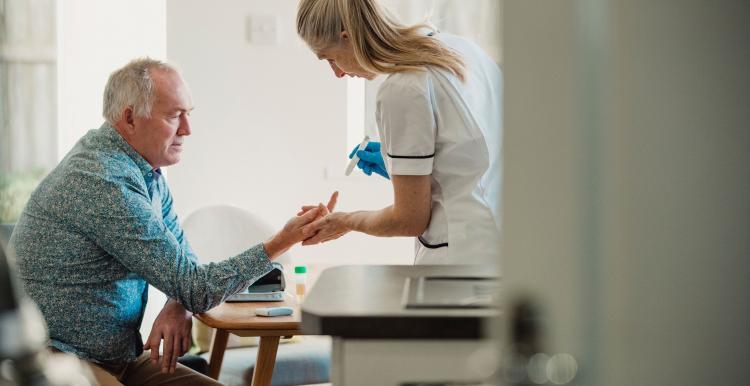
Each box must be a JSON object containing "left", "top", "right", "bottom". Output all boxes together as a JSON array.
[
  {"left": 228, "top": 290, "right": 285, "bottom": 302},
  {"left": 254, "top": 306, "right": 294, "bottom": 317},
  {"left": 345, "top": 135, "right": 371, "bottom": 176},
  {"left": 226, "top": 262, "right": 285, "bottom": 302}
]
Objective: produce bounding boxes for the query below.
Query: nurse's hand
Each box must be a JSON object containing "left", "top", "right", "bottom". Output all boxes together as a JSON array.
[
  {"left": 349, "top": 142, "right": 390, "bottom": 179},
  {"left": 300, "top": 212, "right": 351, "bottom": 245}
]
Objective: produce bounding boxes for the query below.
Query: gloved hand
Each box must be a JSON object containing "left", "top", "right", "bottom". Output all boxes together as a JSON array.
[{"left": 349, "top": 141, "right": 390, "bottom": 179}]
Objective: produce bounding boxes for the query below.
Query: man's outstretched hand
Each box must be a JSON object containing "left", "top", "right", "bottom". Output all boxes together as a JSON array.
[{"left": 263, "top": 203, "right": 323, "bottom": 259}]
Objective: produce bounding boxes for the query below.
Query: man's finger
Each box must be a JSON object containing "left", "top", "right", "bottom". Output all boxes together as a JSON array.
[
  {"left": 302, "top": 217, "right": 327, "bottom": 236},
  {"left": 326, "top": 191, "right": 339, "bottom": 212},
  {"left": 171, "top": 337, "right": 182, "bottom": 373},
  {"left": 317, "top": 203, "right": 328, "bottom": 216},
  {"left": 147, "top": 337, "right": 160, "bottom": 364},
  {"left": 162, "top": 335, "right": 173, "bottom": 372},
  {"left": 299, "top": 207, "right": 319, "bottom": 221},
  {"left": 293, "top": 208, "right": 319, "bottom": 229},
  {"left": 298, "top": 206, "right": 317, "bottom": 216}
]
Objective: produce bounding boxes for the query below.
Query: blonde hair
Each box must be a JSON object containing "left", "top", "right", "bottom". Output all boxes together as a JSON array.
[
  {"left": 102, "top": 57, "right": 178, "bottom": 125},
  {"left": 296, "top": 0, "right": 466, "bottom": 81}
]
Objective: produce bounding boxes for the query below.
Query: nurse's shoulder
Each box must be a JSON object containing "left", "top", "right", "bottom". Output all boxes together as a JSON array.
[{"left": 376, "top": 70, "right": 433, "bottom": 106}]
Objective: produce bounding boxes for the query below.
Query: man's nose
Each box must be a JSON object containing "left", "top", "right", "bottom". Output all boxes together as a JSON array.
[{"left": 178, "top": 115, "right": 191, "bottom": 136}]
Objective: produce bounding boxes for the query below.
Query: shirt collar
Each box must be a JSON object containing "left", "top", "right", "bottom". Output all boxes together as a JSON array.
[{"left": 100, "top": 122, "right": 161, "bottom": 182}]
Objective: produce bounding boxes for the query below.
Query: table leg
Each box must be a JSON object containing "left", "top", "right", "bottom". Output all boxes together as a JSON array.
[
  {"left": 250, "top": 335, "right": 281, "bottom": 386},
  {"left": 207, "top": 328, "right": 229, "bottom": 380}
]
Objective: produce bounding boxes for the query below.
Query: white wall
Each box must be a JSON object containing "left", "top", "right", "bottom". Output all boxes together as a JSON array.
[
  {"left": 56, "top": 0, "right": 167, "bottom": 158},
  {"left": 165, "top": 0, "right": 413, "bottom": 266}
]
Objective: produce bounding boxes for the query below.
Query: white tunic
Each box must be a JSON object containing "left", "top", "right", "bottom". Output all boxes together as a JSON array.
[{"left": 376, "top": 32, "right": 502, "bottom": 266}]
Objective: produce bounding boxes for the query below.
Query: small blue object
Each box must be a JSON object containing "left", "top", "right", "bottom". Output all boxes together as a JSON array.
[
  {"left": 348, "top": 141, "right": 390, "bottom": 179},
  {"left": 255, "top": 306, "right": 294, "bottom": 317}
]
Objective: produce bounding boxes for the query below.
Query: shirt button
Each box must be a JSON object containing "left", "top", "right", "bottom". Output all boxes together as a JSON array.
[{"left": 147, "top": 172, "right": 153, "bottom": 177}]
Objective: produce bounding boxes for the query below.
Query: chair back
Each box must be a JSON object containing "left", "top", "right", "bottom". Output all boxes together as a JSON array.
[{"left": 181, "top": 205, "right": 290, "bottom": 264}]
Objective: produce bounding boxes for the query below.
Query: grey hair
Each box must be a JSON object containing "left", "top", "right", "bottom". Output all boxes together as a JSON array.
[{"left": 102, "top": 57, "right": 178, "bottom": 125}]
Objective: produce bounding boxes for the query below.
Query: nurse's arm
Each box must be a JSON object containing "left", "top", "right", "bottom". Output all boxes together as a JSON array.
[
  {"left": 302, "top": 175, "right": 431, "bottom": 244},
  {"left": 351, "top": 174, "right": 432, "bottom": 236}
]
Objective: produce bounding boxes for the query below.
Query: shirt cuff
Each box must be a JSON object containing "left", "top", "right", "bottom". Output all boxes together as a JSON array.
[{"left": 387, "top": 157, "right": 434, "bottom": 175}]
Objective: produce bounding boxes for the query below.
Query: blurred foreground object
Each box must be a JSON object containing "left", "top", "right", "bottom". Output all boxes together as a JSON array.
[{"left": 0, "top": 233, "right": 93, "bottom": 386}]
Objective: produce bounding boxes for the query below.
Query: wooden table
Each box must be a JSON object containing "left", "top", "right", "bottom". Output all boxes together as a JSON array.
[{"left": 196, "top": 292, "right": 301, "bottom": 386}]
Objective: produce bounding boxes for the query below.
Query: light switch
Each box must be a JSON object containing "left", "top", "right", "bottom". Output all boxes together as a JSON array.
[{"left": 246, "top": 14, "right": 278, "bottom": 45}]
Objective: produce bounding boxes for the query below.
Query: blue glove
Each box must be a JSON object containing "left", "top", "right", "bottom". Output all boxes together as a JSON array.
[{"left": 349, "top": 141, "right": 390, "bottom": 179}]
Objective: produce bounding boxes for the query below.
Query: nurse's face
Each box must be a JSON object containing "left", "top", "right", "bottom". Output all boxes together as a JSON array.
[{"left": 316, "top": 32, "right": 376, "bottom": 80}]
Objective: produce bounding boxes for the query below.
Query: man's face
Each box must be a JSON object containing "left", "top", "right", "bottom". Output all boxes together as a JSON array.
[{"left": 129, "top": 70, "right": 194, "bottom": 169}]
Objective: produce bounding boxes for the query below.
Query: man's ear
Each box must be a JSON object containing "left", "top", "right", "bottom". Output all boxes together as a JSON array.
[
  {"left": 122, "top": 107, "right": 136, "bottom": 131},
  {"left": 113, "top": 107, "right": 137, "bottom": 138}
]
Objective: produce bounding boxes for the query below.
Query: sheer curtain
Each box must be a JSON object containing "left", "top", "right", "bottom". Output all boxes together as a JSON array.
[
  {"left": 0, "top": 0, "right": 57, "bottom": 174},
  {"left": 0, "top": 0, "right": 56, "bottom": 221}
]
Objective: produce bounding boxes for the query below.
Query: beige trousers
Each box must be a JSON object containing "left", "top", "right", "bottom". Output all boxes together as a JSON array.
[{"left": 54, "top": 349, "right": 222, "bottom": 386}]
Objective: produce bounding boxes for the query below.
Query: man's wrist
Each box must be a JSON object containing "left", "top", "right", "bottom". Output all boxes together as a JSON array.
[
  {"left": 164, "top": 298, "right": 192, "bottom": 315},
  {"left": 263, "top": 234, "right": 288, "bottom": 260}
]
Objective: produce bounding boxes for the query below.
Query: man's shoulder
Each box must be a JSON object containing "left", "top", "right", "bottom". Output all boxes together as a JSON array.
[
  {"left": 32, "top": 132, "right": 147, "bottom": 211},
  {"left": 62, "top": 129, "right": 144, "bottom": 184}
]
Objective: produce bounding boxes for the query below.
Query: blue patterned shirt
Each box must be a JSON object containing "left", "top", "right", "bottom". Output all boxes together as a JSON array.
[{"left": 9, "top": 123, "right": 272, "bottom": 364}]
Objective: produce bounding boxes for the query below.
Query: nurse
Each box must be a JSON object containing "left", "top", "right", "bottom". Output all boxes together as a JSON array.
[{"left": 297, "top": 0, "right": 502, "bottom": 266}]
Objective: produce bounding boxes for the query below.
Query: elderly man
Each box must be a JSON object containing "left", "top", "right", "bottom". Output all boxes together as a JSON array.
[{"left": 8, "top": 58, "right": 320, "bottom": 385}]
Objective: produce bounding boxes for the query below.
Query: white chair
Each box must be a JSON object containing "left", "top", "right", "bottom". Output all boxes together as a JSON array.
[
  {"left": 180, "top": 205, "right": 330, "bottom": 386},
  {"left": 140, "top": 205, "right": 291, "bottom": 346}
]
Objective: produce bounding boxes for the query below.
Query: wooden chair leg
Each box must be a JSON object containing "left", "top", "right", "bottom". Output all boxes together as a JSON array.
[
  {"left": 250, "top": 335, "right": 281, "bottom": 386},
  {"left": 207, "top": 329, "right": 230, "bottom": 380}
]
